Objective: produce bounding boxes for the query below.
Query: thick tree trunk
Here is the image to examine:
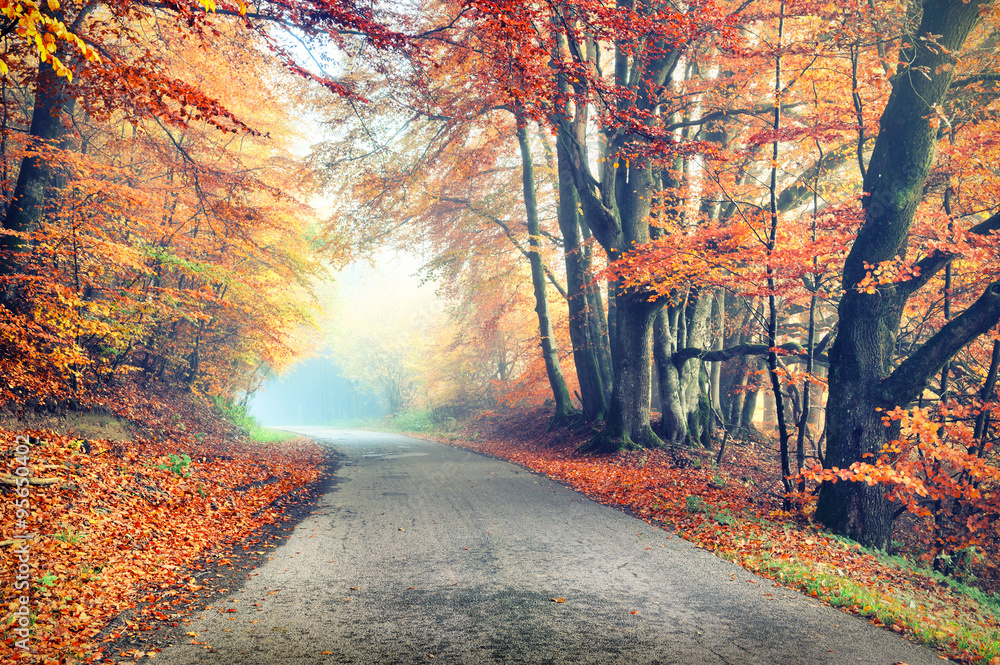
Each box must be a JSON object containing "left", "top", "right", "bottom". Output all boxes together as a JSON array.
[
  {"left": 516, "top": 120, "right": 574, "bottom": 426},
  {"left": 555, "top": 125, "right": 607, "bottom": 422},
  {"left": 556, "top": 16, "right": 680, "bottom": 453},
  {"left": 1, "top": 67, "right": 72, "bottom": 277},
  {"left": 740, "top": 373, "right": 760, "bottom": 435},
  {"left": 548, "top": 29, "right": 612, "bottom": 422},
  {"left": 582, "top": 289, "right": 660, "bottom": 450},
  {"left": 816, "top": 0, "right": 986, "bottom": 549},
  {"left": 653, "top": 308, "right": 686, "bottom": 444},
  {"left": 719, "top": 306, "right": 749, "bottom": 428}
]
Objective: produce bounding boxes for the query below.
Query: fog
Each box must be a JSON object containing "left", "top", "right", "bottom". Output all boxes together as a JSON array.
[
  {"left": 247, "top": 253, "right": 441, "bottom": 426},
  {"left": 248, "top": 357, "right": 384, "bottom": 426}
]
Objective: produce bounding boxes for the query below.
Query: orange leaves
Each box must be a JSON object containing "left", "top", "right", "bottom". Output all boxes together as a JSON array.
[
  {"left": 0, "top": 21, "right": 324, "bottom": 407},
  {"left": 0, "top": 0, "right": 100, "bottom": 80},
  {"left": 0, "top": 393, "right": 324, "bottom": 663},
  {"left": 607, "top": 223, "right": 755, "bottom": 300},
  {"left": 856, "top": 257, "right": 923, "bottom": 294},
  {"left": 810, "top": 401, "right": 1000, "bottom": 571}
]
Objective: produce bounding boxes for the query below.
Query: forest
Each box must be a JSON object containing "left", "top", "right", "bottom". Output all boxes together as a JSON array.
[{"left": 1, "top": 0, "right": 1000, "bottom": 659}]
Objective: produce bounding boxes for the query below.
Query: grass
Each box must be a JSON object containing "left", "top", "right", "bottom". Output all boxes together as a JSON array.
[
  {"left": 212, "top": 396, "right": 301, "bottom": 443},
  {"left": 335, "top": 409, "right": 462, "bottom": 436},
  {"left": 871, "top": 548, "right": 1000, "bottom": 618},
  {"left": 410, "top": 407, "right": 1000, "bottom": 664},
  {"left": 250, "top": 427, "right": 300, "bottom": 442},
  {"left": 740, "top": 549, "right": 1000, "bottom": 663}
]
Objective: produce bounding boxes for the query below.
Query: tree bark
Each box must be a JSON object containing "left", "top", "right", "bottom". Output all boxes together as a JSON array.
[
  {"left": 582, "top": 289, "right": 660, "bottom": 450},
  {"left": 516, "top": 119, "right": 575, "bottom": 426},
  {"left": 679, "top": 289, "right": 712, "bottom": 447},
  {"left": 561, "top": 25, "right": 680, "bottom": 452},
  {"left": 653, "top": 307, "right": 686, "bottom": 444},
  {"left": 816, "top": 0, "right": 987, "bottom": 549},
  {"left": 554, "top": 115, "right": 608, "bottom": 422},
  {"left": 1, "top": 66, "right": 72, "bottom": 278}
]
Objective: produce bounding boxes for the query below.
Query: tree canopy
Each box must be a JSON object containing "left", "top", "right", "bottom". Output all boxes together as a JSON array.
[{"left": 3, "top": 0, "right": 1000, "bottom": 564}]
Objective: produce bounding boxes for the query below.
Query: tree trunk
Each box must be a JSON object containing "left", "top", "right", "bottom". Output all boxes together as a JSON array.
[
  {"left": 556, "top": 13, "right": 681, "bottom": 452},
  {"left": 1, "top": 67, "right": 72, "bottom": 277},
  {"left": 555, "top": 120, "right": 607, "bottom": 422},
  {"left": 653, "top": 308, "right": 686, "bottom": 444},
  {"left": 816, "top": 0, "right": 986, "bottom": 549},
  {"left": 516, "top": 119, "right": 574, "bottom": 426},
  {"left": 680, "top": 289, "right": 712, "bottom": 447},
  {"left": 719, "top": 302, "right": 749, "bottom": 428},
  {"left": 709, "top": 290, "right": 724, "bottom": 441},
  {"left": 582, "top": 289, "right": 660, "bottom": 450}
]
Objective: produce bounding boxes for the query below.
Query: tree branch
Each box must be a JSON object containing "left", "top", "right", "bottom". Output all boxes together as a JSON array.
[
  {"left": 491, "top": 217, "right": 568, "bottom": 299},
  {"left": 775, "top": 143, "right": 854, "bottom": 213},
  {"left": 950, "top": 73, "right": 1000, "bottom": 90},
  {"left": 897, "top": 207, "right": 1000, "bottom": 297},
  {"left": 663, "top": 103, "right": 806, "bottom": 132},
  {"left": 674, "top": 342, "right": 804, "bottom": 363},
  {"left": 878, "top": 281, "right": 1000, "bottom": 406},
  {"left": 436, "top": 195, "right": 568, "bottom": 299}
]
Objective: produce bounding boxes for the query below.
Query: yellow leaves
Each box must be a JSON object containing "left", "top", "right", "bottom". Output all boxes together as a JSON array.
[
  {"left": 237, "top": 0, "right": 246, "bottom": 15},
  {"left": 0, "top": 1, "right": 98, "bottom": 80},
  {"left": 197, "top": 0, "right": 217, "bottom": 12}
]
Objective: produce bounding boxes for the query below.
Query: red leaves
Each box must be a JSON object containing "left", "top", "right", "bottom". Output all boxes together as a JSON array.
[{"left": 805, "top": 403, "right": 1000, "bottom": 567}]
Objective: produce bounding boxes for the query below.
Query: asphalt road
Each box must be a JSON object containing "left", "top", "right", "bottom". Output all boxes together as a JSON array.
[{"left": 153, "top": 428, "right": 951, "bottom": 664}]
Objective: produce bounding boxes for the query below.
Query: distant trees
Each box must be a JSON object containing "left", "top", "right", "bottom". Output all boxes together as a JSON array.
[{"left": 328, "top": 271, "right": 440, "bottom": 416}]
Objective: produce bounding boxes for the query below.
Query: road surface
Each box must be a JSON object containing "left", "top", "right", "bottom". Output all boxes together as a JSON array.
[{"left": 153, "top": 428, "right": 950, "bottom": 664}]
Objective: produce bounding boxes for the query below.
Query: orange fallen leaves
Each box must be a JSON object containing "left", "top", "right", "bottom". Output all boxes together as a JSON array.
[
  {"left": 0, "top": 390, "right": 324, "bottom": 664},
  {"left": 428, "top": 408, "right": 1000, "bottom": 665}
]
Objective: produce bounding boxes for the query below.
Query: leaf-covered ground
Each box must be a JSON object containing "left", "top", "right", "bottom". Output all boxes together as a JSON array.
[
  {"left": 425, "top": 408, "right": 1000, "bottom": 665},
  {"left": 0, "top": 391, "right": 325, "bottom": 664},
  {"left": 5, "top": 400, "right": 999, "bottom": 664}
]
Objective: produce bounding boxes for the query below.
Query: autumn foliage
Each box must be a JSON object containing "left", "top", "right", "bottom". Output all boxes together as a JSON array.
[
  {"left": 0, "top": 2, "right": 336, "bottom": 408},
  {"left": 0, "top": 388, "right": 325, "bottom": 663},
  {"left": 806, "top": 402, "right": 1000, "bottom": 578},
  {"left": 3, "top": 0, "right": 1000, "bottom": 660},
  {"left": 433, "top": 408, "right": 1000, "bottom": 664}
]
